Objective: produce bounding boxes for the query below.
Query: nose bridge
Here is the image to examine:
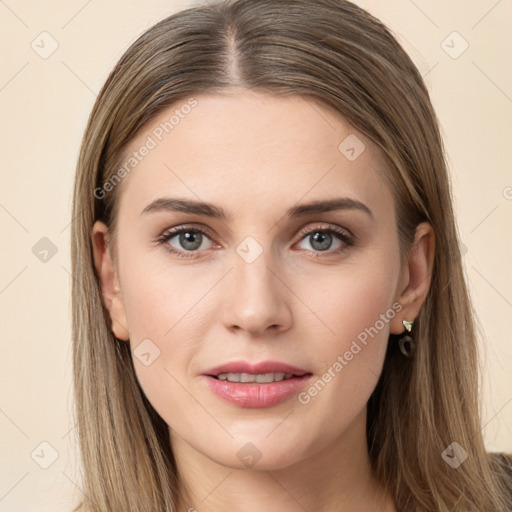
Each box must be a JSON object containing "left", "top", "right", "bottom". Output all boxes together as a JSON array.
[
  {"left": 235, "top": 238, "right": 274, "bottom": 294},
  {"left": 222, "top": 234, "right": 291, "bottom": 334}
]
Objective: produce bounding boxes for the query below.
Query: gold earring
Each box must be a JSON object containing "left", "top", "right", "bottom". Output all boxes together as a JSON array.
[{"left": 402, "top": 319, "right": 413, "bottom": 332}]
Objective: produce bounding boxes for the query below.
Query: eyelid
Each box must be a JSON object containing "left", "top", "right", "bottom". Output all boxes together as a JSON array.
[
  {"left": 158, "top": 222, "right": 353, "bottom": 241},
  {"left": 160, "top": 223, "right": 216, "bottom": 240},
  {"left": 295, "top": 222, "right": 354, "bottom": 242}
]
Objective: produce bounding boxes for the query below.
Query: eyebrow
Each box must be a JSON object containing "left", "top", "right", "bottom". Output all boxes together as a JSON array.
[{"left": 140, "top": 197, "right": 373, "bottom": 220}]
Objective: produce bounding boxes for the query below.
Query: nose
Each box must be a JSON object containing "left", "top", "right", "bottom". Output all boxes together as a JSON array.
[{"left": 221, "top": 242, "right": 293, "bottom": 337}]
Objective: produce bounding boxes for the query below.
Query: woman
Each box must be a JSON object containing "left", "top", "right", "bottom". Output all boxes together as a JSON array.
[{"left": 70, "top": 0, "right": 512, "bottom": 510}]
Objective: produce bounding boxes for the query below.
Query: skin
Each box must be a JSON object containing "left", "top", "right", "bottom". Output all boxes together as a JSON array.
[{"left": 92, "top": 90, "right": 434, "bottom": 512}]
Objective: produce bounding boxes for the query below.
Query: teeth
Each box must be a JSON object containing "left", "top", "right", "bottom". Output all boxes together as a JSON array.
[{"left": 216, "top": 372, "right": 294, "bottom": 383}]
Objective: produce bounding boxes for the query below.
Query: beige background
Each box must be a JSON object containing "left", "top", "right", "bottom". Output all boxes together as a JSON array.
[{"left": 0, "top": 0, "right": 511, "bottom": 509}]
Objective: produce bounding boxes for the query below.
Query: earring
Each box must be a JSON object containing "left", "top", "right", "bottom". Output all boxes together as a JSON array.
[
  {"left": 399, "top": 318, "right": 415, "bottom": 357},
  {"left": 402, "top": 319, "right": 413, "bottom": 332}
]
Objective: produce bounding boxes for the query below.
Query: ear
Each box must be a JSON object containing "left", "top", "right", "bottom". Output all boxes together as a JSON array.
[
  {"left": 390, "top": 222, "right": 435, "bottom": 334},
  {"left": 91, "top": 220, "right": 130, "bottom": 341}
]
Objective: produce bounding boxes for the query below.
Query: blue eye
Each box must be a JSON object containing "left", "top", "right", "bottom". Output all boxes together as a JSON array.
[
  {"left": 157, "top": 227, "right": 214, "bottom": 258},
  {"left": 295, "top": 225, "right": 353, "bottom": 255},
  {"left": 156, "top": 224, "right": 354, "bottom": 259}
]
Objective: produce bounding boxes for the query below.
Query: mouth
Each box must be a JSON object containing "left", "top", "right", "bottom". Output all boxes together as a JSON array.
[
  {"left": 211, "top": 372, "right": 307, "bottom": 383},
  {"left": 203, "top": 360, "right": 311, "bottom": 379},
  {"left": 202, "top": 360, "right": 313, "bottom": 408}
]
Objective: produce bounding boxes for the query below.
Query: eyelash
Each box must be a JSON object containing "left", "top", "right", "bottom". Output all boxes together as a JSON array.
[{"left": 156, "top": 224, "right": 354, "bottom": 259}]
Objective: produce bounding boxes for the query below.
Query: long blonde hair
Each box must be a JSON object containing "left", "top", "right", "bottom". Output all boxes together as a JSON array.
[{"left": 71, "top": 0, "right": 512, "bottom": 510}]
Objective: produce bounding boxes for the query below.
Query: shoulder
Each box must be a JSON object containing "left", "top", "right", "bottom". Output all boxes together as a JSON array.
[
  {"left": 488, "top": 452, "right": 512, "bottom": 494},
  {"left": 489, "top": 451, "right": 512, "bottom": 472}
]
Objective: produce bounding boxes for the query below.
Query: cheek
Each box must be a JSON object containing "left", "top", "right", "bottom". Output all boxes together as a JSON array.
[
  {"left": 117, "top": 252, "right": 215, "bottom": 420},
  {"left": 299, "top": 259, "right": 398, "bottom": 351},
  {"left": 119, "top": 245, "right": 204, "bottom": 339},
  {"left": 293, "top": 260, "right": 399, "bottom": 433}
]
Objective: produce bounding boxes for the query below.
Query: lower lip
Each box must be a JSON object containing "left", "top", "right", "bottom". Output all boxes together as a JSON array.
[{"left": 203, "top": 374, "right": 312, "bottom": 408}]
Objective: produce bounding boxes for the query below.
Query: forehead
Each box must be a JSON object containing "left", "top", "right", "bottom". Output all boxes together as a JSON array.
[{"left": 115, "top": 91, "right": 394, "bottom": 220}]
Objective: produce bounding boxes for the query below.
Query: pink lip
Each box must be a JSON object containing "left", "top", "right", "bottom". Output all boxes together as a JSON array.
[
  {"left": 202, "top": 360, "right": 313, "bottom": 408},
  {"left": 203, "top": 360, "right": 310, "bottom": 377}
]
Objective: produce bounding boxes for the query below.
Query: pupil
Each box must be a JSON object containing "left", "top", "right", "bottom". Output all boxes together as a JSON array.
[
  {"left": 180, "top": 231, "right": 202, "bottom": 250},
  {"left": 311, "top": 232, "right": 331, "bottom": 251}
]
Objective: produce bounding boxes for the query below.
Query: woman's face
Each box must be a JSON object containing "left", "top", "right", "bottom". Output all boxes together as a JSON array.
[{"left": 95, "top": 90, "right": 412, "bottom": 470}]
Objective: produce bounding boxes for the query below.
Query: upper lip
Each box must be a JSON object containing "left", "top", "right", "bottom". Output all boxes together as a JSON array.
[{"left": 203, "top": 360, "right": 311, "bottom": 377}]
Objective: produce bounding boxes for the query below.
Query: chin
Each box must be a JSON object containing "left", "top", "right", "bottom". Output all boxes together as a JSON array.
[{"left": 202, "top": 436, "right": 308, "bottom": 472}]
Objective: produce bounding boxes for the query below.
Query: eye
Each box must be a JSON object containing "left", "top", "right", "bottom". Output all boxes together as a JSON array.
[
  {"left": 156, "top": 226, "right": 216, "bottom": 258},
  {"left": 295, "top": 224, "right": 354, "bottom": 256},
  {"left": 156, "top": 223, "right": 354, "bottom": 259}
]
